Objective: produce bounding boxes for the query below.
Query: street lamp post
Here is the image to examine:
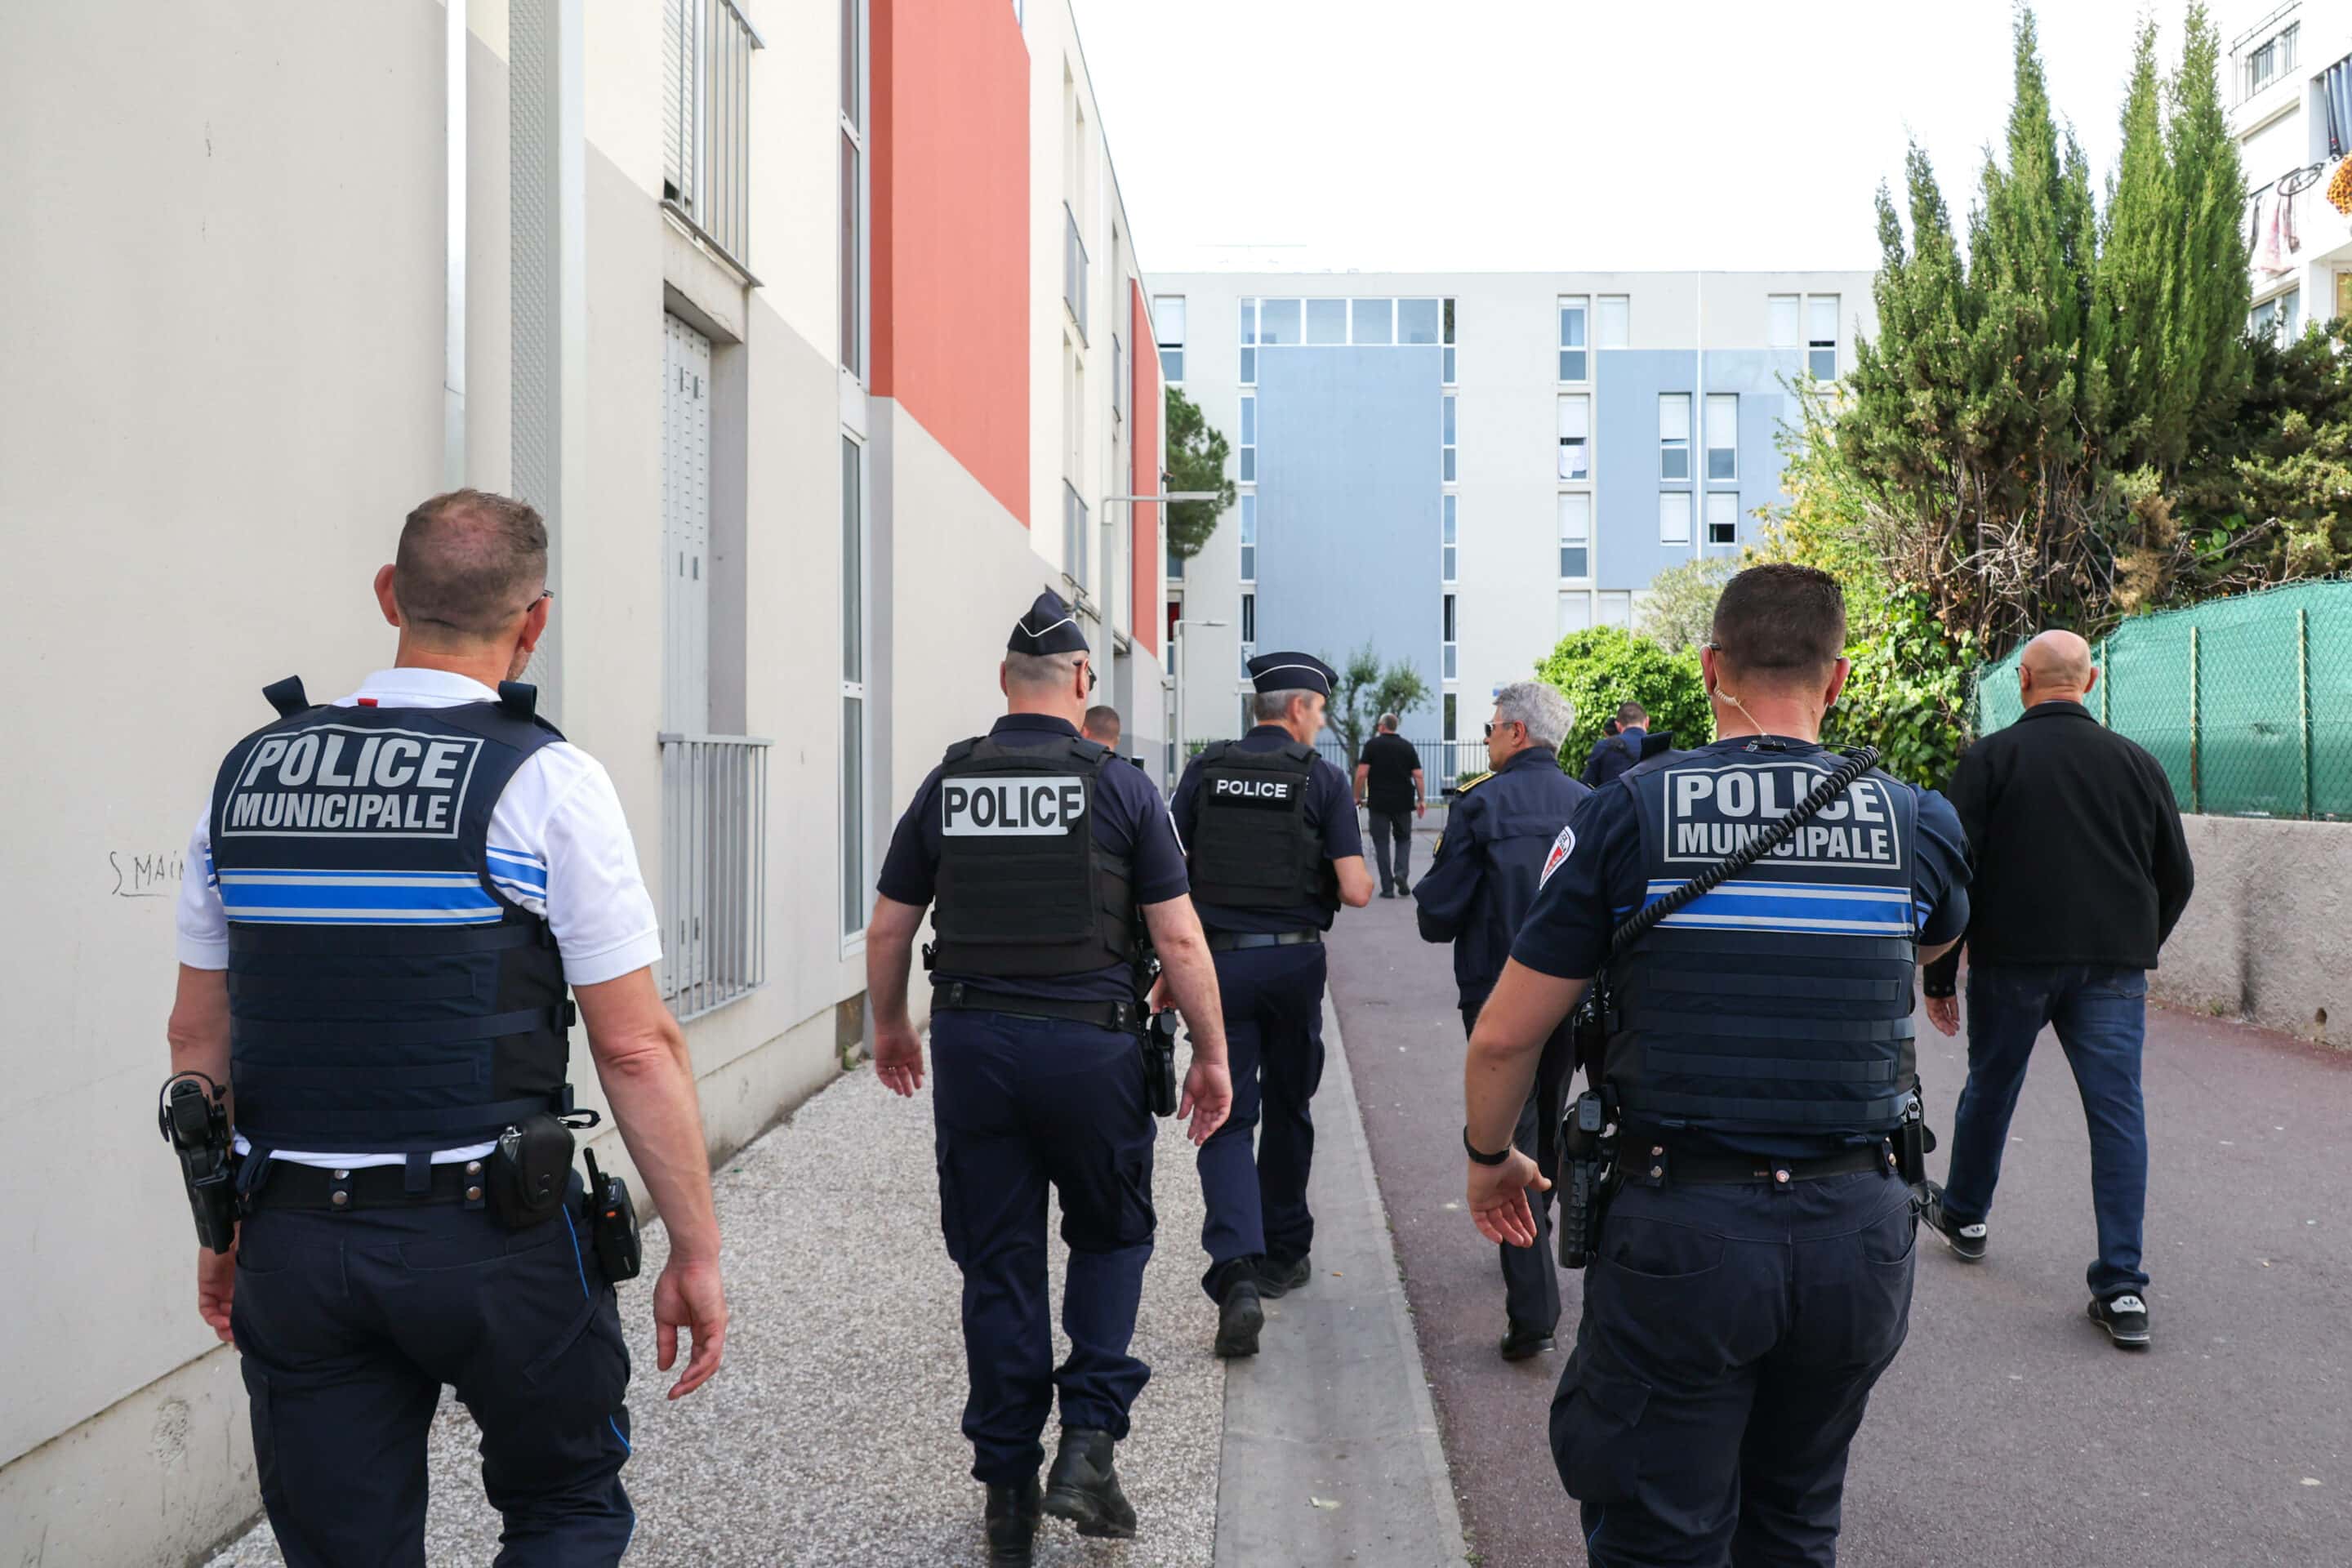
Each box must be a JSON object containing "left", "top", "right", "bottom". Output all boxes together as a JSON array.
[
  {"left": 1099, "top": 488, "right": 1222, "bottom": 785},
  {"left": 1171, "top": 615, "right": 1227, "bottom": 787}
]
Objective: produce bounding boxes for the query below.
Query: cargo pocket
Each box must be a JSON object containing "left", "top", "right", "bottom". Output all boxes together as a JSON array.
[{"left": 1552, "top": 1361, "right": 1651, "bottom": 1505}]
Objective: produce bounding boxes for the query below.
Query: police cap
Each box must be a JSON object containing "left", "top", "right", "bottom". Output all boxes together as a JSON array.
[
  {"left": 1245, "top": 651, "right": 1336, "bottom": 696},
  {"left": 1009, "top": 591, "right": 1089, "bottom": 657}
]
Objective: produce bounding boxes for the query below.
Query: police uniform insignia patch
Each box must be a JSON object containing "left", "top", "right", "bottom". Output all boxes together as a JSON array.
[
  {"left": 940, "top": 776, "right": 1088, "bottom": 835},
  {"left": 1539, "top": 824, "right": 1576, "bottom": 886}
]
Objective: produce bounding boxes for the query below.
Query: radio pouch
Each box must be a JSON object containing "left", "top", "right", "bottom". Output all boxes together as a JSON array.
[{"left": 488, "top": 1112, "right": 576, "bottom": 1231}]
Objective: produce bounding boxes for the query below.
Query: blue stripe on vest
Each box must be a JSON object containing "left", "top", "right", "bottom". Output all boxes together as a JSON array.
[
  {"left": 219, "top": 870, "right": 502, "bottom": 923},
  {"left": 1640, "top": 878, "right": 1914, "bottom": 936}
]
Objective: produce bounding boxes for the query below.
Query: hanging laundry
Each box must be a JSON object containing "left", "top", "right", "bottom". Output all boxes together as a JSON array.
[
  {"left": 2257, "top": 189, "right": 2289, "bottom": 275},
  {"left": 2329, "top": 158, "right": 2352, "bottom": 217}
]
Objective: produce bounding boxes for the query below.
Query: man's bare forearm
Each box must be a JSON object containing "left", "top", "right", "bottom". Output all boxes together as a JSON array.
[
  {"left": 1464, "top": 960, "right": 1587, "bottom": 1150},
  {"left": 576, "top": 970, "right": 721, "bottom": 1265},
  {"left": 167, "top": 964, "right": 233, "bottom": 1094},
  {"left": 1143, "top": 898, "right": 1227, "bottom": 1065},
  {"left": 866, "top": 894, "right": 924, "bottom": 1028}
]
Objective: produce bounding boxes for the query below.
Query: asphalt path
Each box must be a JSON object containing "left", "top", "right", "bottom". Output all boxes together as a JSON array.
[{"left": 1331, "top": 842, "right": 2352, "bottom": 1568}]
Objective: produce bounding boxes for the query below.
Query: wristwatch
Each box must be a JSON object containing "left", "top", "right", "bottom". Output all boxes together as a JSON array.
[{"left": 1463, "top": 1126, "right": 1511, "bottom": 1166}]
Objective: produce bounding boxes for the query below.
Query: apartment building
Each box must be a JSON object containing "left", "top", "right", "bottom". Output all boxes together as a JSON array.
[
  {"left": 2231, "top": 1, "right": 2352, "bottom": 340},
  {"left": 1154, "top": 271, "right": 1873, "bottom": 775},
  {"left": 0, "top": 2, "right": 1163, "bottom": 1561}
]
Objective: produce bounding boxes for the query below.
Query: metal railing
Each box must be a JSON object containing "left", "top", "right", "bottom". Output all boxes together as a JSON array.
[
  {"left": 658, "top": 733, "right": 772, "bottom": 1020},
  {"left": 662, "top": 0, "right": 763, "bottom": 278},
  {"left": 2232, "top": 5, "right": 2299, "bottom": 105},
  {"left": 1063, "top": 203, "right": 1089, "bottom": 341}
]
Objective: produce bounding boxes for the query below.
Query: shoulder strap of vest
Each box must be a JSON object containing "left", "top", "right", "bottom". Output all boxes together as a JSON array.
[
  {"left": 1281, "top": 740, "right": 1317, "bottom": 764},
  {"left": 942, "top": 737, "right": 981, "bottom": 765},
  {"left": 261, "top": 676, "right": 310, "bottom": 718},
  {"left": 1200, "top": 740, "right": 1232, "bottom": 764},
  {"left": 1069, "top": 736, "right": 1111, "bottom": 768},
  {"left": 497, "top": 681, "right": 537, "bottom": 719},
  {"left": 433, "top": 699, "right": 566, "bottom": 755}
]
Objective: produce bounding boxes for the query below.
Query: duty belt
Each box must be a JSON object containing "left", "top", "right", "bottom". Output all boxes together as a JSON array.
[
  {"left": 1204, "top": 930, "right": 1322, "bottom": 952},
  {"left": 931, "top": 982, "right": 1140, "bottom": 1032},
  {"left": 1623, "top": 1136, "right": 1896, "bottom": 1187},
  {"left": 245, "top": 1156, "right": 488, "bottom": 1213}
]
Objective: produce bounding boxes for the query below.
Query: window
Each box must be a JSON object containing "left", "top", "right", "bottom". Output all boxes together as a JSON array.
[
  {"left": 840, "top": 434, "right": 867, "bottom": 935},
  {"left": 1768, "top": 293, "right": 1801, "bottom": 348},
  {"left": 2238, "top": 19, "right": 2299, "bottom": 103},
  {"left": 1399, "top": 297, "right": 1441, "bottom": 344},
  {"left": 1442, "top": 494, "right": 1457, "bottom": 581},
  {"left": 1258, "top": 297, "right": 1300, "bottom": 346},
  {"left": 1597, "top": 295, "right": 1629, "bottom": 349},
  {"left": 1062, "top": 203, "right": 1089, "bottom": 341},
  {"left": 2338, "top": 270, "right": 2352, "bottom": 323},
  {"left": 1240, "top": 297, "right": 1257, "bottom": 384},
  {"left": 1557, "top": 591, "right": 1592, "bottom": 636},
  {"left": 1306, "top": 297, "right": 1347, "bottom": 344},
  {"left": 1443, "top": 297, "right": 1457, "bottom": 385},
  {"left": 1557, "top": 492, "right": 1592, "bottom": 578},
  {"left": 836, "top": 0, "right": 862, "bottom": 372},
  {"left": 1558, "top": 296, "right": 1588, "bottom": 382},
  {"left": 664, "top": 0, "right": 762, "bottom": 270},
  {"left": 663, "top": 314, "right": 713, "bottom": 733},
  {"left": 1705, "top": 393, "right": 1737, "bottom": 480},
  {"left": 1112, "top": 334, "right": 1124, "bottom": 424},
  {"left": 1442, "top": 393, "right": 1457, "bottom": 481},
  {"left": 1239, "top": 394, "right": 1257, "bottom": 482},
  {"left": 2253, "top": 288, "right": 2301, "bottom": 342},
  {"left": 1443, "top": 693, "right": 1457, "bottom": 745},
  {"left": 1167, "top": 543, "right": 1185, "bottom": 581},
  {"left": 1241, "top": 590, "right": 1256, "bottom": 645},
  {"left": 1353, "top": 298, "right": 1394, "bottom": 345},
  {"left": 1806, "top": 295, "right": 1838, "bottom": 378},
  {"left": 1063, "top": 481, "right": 1089, "bottom": 586},
  {"left": 1706, "top": 490, "right": 1738, "bottom": 546},
  {"left": 1557, "top": 396, "right": 1589, "bottom": 480},
  {"left": 1659, "top": 491, "right": 1692, "bottom": 546},
  {"left": 1442, "top": 593, "right": 1458, "bottom": 680},
  {"left": 1597, "top": 590, "right": 1633, "bottom": 630},
  {"left": 1240, "top": 494, "right": 1257, "bottom": 581},
  {"left": 1659, "top": 394, "right": 1690, "bottom": 480},
  {"left": 1154, "top": 295, "right": 1186, "bottom": 382}
]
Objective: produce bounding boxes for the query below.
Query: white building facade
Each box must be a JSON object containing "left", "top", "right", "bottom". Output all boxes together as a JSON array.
[{"left": 2231, "top": 1, "right": 2352, "bottom": 339}]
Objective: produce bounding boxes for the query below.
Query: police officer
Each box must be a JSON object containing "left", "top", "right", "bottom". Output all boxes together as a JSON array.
[
  {"left": 1461, "top": 564, "right": 1970, "bottom": 1566},
  {"left": 167, "top": 490, "right": 728, "bottom": 1566},
  {"left": 866, "top": 592, "right": 1233, "bottom": 1567},
  {"left": 1169, "top": 653, "right": 1375, "bottom": 1357},
  {"left": 1413, "top": 679, "right": 1589, "bottom": 1360}
]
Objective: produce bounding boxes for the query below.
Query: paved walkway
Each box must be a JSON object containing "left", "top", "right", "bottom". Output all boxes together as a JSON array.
[{"left": 1334, "top": 882, "right": 2352, "bottom": 1568}]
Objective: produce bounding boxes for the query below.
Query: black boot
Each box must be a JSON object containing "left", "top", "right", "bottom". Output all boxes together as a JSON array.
[
  {"left": 1214, "top": 1272, "right": 1264, "bottom": 1358},
  {"left": 1042, "top": 1428, "right": 1138, "bottom": 1539},
  {"left": 984, "top": 1474, "right": 1041, "bottom": 1565}
]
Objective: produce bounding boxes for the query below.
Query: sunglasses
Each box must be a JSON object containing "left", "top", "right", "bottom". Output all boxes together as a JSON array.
[{"left": 1483, "top": 719, "right": 1523, "bottom": 739}]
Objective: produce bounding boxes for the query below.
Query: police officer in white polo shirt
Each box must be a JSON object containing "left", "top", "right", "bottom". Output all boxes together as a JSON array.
[{"left": 165, "top": 490, "right": 728, "bottom": 1566}]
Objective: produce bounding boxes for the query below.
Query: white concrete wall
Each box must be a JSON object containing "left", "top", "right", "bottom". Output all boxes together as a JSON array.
[
  {"left": 2230, "top": 1, "right": 2352, "bottom": 336},
  {"left": 2152, "top": 816, "right": 2350, "bottom": 1045}
]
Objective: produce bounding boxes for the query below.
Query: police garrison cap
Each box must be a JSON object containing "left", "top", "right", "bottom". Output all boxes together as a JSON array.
[
  {"left": 1009, "top": 591, "right": 1091, "bottom": 657},
  {"left": 1245, "top": 651, "right": 1336, "bottom": 696}
]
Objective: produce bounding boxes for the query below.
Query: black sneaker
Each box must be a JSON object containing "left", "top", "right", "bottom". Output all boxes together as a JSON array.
[
  {"left": 1499, "top": 1321, "right": 1557, "bottom": 1361},
  {"left": 1214, "top": 1276, "right": 1264, "bottom": 1358},
  {"left": 1042, "top": 1428, "right": 1138, "bottom": 1539},
  {"left": 1922, "top": 1183, "right": 1988, "bottom": 1263},
  {"left": 1379, "top": 888, "right": 1396, "bottom": 899},
  {"left": 1257, "top": 1254, "right": 1312, "bottom": 1298},
  {"left": 2090, "top": 1292, "right": 2152, "bottom": 1349},
  {"left": 984, "top": 1475, "right": 1041, "bottom": 1566}
]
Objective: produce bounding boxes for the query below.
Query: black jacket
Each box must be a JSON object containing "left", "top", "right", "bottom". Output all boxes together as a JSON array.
[
  {"left": 1580, "top": 728, "right": 1646, "bottom": 788},
  {"left": 1413, "top": 748, "right": 1591, "bottom": 1013},
  {"left": 1922, "top": 701, "right": 2194, "bottom": 995}
]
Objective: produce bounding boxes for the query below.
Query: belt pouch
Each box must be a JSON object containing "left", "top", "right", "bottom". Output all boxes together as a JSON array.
[{"left": 488, "top": 1112, "right": 576, "bottom": 1231}]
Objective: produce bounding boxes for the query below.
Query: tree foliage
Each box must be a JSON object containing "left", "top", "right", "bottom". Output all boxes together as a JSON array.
[
  {"left": 1165, "top": 387, "right": 1236, "bottom": 560},
  {"left": 1326, "top": 645, "right": 1431, "bottom": 770},
  {"left": 1532, "top": 629, "right": 1712, "bottom": 769},
  {"left": 1637, "top": 555, "right": 1740, "bottom": 653}
]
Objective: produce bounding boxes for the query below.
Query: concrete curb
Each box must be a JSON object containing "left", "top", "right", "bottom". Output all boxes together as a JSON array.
[{"left": 1212, "top": 996, "right": 1469, "bottom": 1567}]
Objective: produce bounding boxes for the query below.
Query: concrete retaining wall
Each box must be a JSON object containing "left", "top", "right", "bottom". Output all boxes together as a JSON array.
[{"left": 2152, "top": 816, "right": 2350, "bottom": 1045}]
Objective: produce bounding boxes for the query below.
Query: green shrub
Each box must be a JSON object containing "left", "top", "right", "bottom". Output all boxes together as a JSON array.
[{"left": 1533, "top": 628, "right": 1712, "bottom": 766}]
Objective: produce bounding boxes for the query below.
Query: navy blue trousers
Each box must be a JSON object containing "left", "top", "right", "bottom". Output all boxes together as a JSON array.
[
  {"left": 931, "top": 1009, "right": 1156, "bottom": 1484},
  {"left": 1462, "top": 1003, "right": 1565, "bottom": 1334},
  {"left": 1552, "top": 1166, "right": 1915, "bottom": 1568},
  {"left": 1943, "top": 963, "right": 2151, "bottom": 1298},
  {"left": 230, "top": 1178, "right": 634, "bottom": 1568},
  {"left": 1196, "top": 942, "right": 1328, "bottom": 1294}
]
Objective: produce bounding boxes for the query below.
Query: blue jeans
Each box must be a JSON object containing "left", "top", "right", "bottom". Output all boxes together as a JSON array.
[{"left": 1944, "top": 963, "right": 2150, "bottom": 1298}]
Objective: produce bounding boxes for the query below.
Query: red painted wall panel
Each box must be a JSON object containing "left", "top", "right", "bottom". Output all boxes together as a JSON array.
[
  {"left": 871, "top": 0, "right": 1028, "bottom": 526},
  {"left": 1129, "top": 283, "right": 1160, "bottom": 655}
]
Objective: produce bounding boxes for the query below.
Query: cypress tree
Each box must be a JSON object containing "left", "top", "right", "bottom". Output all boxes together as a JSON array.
[
  {"left": 2100, "top": 20, "right": 2172, "bottom": 471},
  {"left": 2158, "top": 1, "right": 2251, "bottom": 469}
]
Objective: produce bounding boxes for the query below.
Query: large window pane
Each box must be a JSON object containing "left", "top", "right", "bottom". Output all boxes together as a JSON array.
[
  {"left": 1706, "top": 393, "right": 1738, "bottom": 480},
  {"left": 1240, "top": 395, "right": 1257, "bottom": 446},
  {"left": 1240, "top": 297, "right": 1257, "bottom": 345},
  {"left": 1659, "top": 393, "right": 1689, "bottom": 480},
  {"left": 1597, "top": 295, "right": 1629, "bottom": 348},
  {"left": 1768, "top": 294, "right": 1800, "bottom": 347},
  {"left": 1352, "top": 298, "right": 1394, "bottom": 345},
  {"left": 1398, "top": 297, "right": 1441, "bottom": 343},
  {"left": 1240, "top": 494, "right": 1257, "bottom": 580},
  {"left": 1597, "top": 591, "right": 1632, "bottom": 629},
  {"left": 841, "top": 436, "right": 862, "bottom": 680},
  {"left": 1557, "top": 396, "right": 1589, "bottom": 480},
  {"left": 1706, "top": 489, "right": 1738, "bottom": 546},
  {"left": 1306, "top": 297, "right": 1347, "bottom": 344},
  {"left": 840, "top": 697, "right": 864, "bottom": 932},
  {"left": 1659, "top": 491, "right": 1692, "bottom": 546},
  {"left": 1154, "top": 295, "right": 1186, "bottom": 344},
  {"left": 840, "top": 136, "right": 862, "bottom": 376},
  {"left": 1258, "top": 297, "right": 1300, "bottom": 345},
  {"left": 1558, "top": 591, "right": 1592, "bottom": 636},
  {"left": 1558, "top": 492, "right": 1591, "bottom": 578}
]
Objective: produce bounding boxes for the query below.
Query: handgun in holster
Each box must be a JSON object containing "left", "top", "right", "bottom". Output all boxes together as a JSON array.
[
  {"left": 158, "top": 1072, "right": 238, "bottom": 1254},
  {"left": 1557, "top": 1082, "right": 1619, "bottom": 1271},
  {"left": 1134, "top": 944, "right": 1178, "bottom": 1118},
  {"left": 1895, "top": 1089, "right": 1936, "bottom": 1198}
]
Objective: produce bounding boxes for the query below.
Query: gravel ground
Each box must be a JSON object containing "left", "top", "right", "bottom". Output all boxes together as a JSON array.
[{"left": 209, "top": 1055, "right": 1223, "bottom": 1567}]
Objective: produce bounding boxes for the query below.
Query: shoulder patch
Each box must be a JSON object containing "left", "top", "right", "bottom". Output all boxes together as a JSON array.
[
  {"left": 1539, "top": 824, "right": 1577, "bottom": 887},
  {"left": 1452, "top": 773, "right": 1489, "bottom": 795}
]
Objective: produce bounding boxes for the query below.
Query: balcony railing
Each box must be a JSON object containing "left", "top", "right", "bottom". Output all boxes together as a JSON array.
[
  {"left": 662, "top": 0, "right": 764, "bottom": 278},
  {"left": 1063, "top": 203, "right": 1089, "bottom": 341},
  {"left": 658, "top": 733, "right": 772, "bottom": 1021}
]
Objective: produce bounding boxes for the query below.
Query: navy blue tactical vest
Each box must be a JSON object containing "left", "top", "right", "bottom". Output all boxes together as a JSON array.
[
  {"left": 207, "top": 679, "right": 574, "bottom": 1154},
  {"left": 929, "top": 732, "right": 1141, "bottom": 979},
  {"left": 1188, "top": 740, "right": 1336, "bottom": 913},
  {"left": 1607, "top": 745, "right": 1921, "bottom": 1135}
]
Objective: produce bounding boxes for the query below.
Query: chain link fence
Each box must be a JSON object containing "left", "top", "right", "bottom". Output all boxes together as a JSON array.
[{"left": 1974, "top": 581, "right": 2352, "bottom": 820}]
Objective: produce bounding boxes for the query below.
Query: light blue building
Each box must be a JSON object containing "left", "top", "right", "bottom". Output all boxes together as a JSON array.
[{"left": 1152, "top": 272, "right": 1876, "bottom": 773}]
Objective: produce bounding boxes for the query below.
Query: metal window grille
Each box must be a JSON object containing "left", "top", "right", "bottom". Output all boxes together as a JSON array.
[
  {"left": 1975, "top": 581, "right": 2352, "bottom": 821},
  {"left": 658, "top": 734, "right": 772, "bottom": 1019},
  {"left": 663, "top": 0, "right": 763, "bottom": 277}
]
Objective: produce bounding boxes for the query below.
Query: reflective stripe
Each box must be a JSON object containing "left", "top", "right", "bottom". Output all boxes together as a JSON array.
[{"left": 1641, "top": 877, "right": 1914, "bottom": 936}]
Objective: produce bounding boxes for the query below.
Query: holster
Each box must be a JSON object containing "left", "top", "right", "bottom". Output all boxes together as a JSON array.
[
  {"left": 1556, "top": 1088, "right": 1619, "bottom": 1270},
  {"left": 1143, "top": 1009, "right": 1179, "bottom": 1117},
  {"left": 158, "top": 1074, "right": 238, "bottom": 1254}
]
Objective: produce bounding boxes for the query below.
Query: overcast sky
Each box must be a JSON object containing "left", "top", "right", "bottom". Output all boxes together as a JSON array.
[{"left": 1072, "top": 0, "right": 2228, "bottom": 276}]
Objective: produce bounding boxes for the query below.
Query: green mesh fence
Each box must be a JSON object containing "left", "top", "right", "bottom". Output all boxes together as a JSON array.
[{"left": 1972, "top": 581, "right": 2352, "bottom": 820}]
